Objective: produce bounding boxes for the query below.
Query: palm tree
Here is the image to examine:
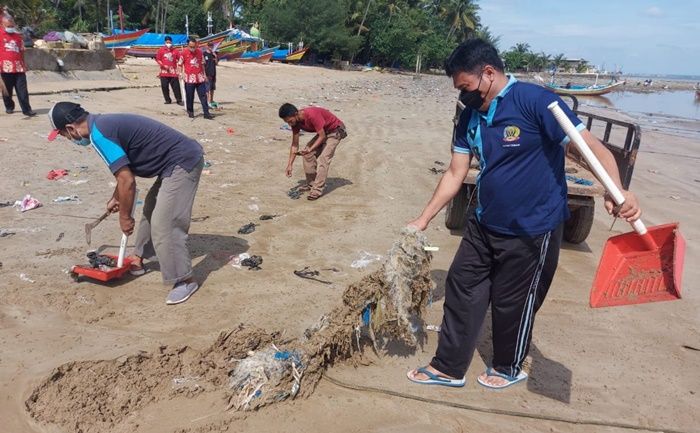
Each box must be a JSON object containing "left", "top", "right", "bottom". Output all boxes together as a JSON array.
[
  {"left": 474, "top": 25, "right": 500, "bottom": 50},
  {"left": 443, "top": 0, "right": 480, "bottom": 41},
  {"left": 353, "top": 0, "right": 372, "bottom": 36},
  {"left": 512, "top": 42, "right": 530, "bottom": 54},
  {"left": 552, "top": 53, "right": 566, "bottom": 73},
  {"left": 423, "top": 0, "right": 480, "bottom": 41},
  {"left": 74, "top": 0, "right": 86, "bottom": 21}
]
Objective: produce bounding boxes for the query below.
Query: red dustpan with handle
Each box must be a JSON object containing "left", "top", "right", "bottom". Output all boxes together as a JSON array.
[{"left": 548, "top": 102, "right": 685, "bottom": 308}]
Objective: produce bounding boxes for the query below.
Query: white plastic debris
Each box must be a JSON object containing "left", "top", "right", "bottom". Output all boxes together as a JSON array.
[
  {"left": 350, "top": 251, "right": 383, "bottom": 269},
  {"left": 229, "top": 253, "right": 251, "bottom": 269},
  {"left": 19, "top": 273, "right": 35, "bottom": 283}
]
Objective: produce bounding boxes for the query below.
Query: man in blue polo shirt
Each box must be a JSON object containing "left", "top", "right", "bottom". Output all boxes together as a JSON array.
[
  {"left": 47, "top": 102, "right": 205, "bottom": 305},
  {"left": 406, "top": 40, "right": 641, "bottom": 389}
]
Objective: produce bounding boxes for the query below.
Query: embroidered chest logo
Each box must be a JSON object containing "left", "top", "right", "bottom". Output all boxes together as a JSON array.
[
  {"left": 503, "top": 125, "right": 520, "bottom": 142},
  {"left": 164, "top": 52, "right": 173, "bottom": 62},
  {"left": 4, "top": 40, "right": 19, "bottom": 53}
]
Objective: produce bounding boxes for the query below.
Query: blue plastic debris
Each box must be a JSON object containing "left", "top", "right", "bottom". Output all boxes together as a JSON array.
[
  {"left": 566, "top": 175, "right": 594, "bottom": 186},
  {"left": 361, "top": 305, "right": 371, "bottom": 326},
  {"left": 274, "top": 351, "right": 290, "bottom": 360}
]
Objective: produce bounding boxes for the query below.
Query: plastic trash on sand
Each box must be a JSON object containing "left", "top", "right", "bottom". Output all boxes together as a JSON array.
[
  {"left": 53, "top": 195, "right": 80, "bottom": 203},
  {"left": 350, "top": 251, "right": 383, "bottom": 269},
  {"left": 228, "top": 346, "right": 304, "bottom": 411},
  {"left": 229, "top": 253, "right": 251, "bottom": 269},
  {"left": 14, "top": 195, "right": 42, "bottom": 212}
]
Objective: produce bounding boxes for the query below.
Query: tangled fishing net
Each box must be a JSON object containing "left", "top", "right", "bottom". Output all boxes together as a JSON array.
[{"left": 26, "top": 228, "right": 435, "bottom": 431}]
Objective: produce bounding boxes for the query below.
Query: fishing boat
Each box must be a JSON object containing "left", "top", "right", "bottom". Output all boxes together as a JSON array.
[
  {"left": 546, "top": 81, "right": 625, "bottom": 96},
  {"left": 272, "top": 47, "right": 309, "bottom": 63},
  {"left": 218, "top": 45, "right": 247, "bottom": 61},
  {"left": 238, "top": 46, "right": 278, "bottom": 63},
  {"left": 110, "top": 47, "right": 129, "bottom": 61},
  {"left": 284, "top": 47, "right": 308, "bottom": 63},
  {"left": 103, "top": 28, "right": 149, "bottom": 48},
  {"left": 127, "top": 30, "right": 232, "bottom": 58}
]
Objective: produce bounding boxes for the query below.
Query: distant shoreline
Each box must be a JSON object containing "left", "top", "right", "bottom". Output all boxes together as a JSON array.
[{"left": 514, "top": 73, "right": 699, "bottom": 93}]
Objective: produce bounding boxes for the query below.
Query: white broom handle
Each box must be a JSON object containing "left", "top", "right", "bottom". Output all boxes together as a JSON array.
[
  {"left": 117, "top": 189, "right": 139, "bottom": 268},
  {"left": 547, "top": 102, "right": 648, "bottom": 236}
]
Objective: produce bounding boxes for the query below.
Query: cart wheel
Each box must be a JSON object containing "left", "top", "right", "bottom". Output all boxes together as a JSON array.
[
  {"left": 565, "top": 199, "right": 595, "bottom": 244},
  {"left": 70, "top": 272, "right": 81, "bottom": 283},
  {"left": 445, "top": 184, "right": 475, "bottom": 230}
]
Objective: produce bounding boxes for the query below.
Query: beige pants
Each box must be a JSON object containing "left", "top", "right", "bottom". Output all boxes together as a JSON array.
[
  {"left": 134, "top": 158, "right": 203, "bottom": 284},
  {"left": 302, "top": 126, "right": 346, "bottom": 195}
]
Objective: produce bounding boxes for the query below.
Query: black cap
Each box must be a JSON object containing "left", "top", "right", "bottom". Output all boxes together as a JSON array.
[
  {"left": 165, "top": 36, "right": 172, "bottom": 42},
  {"left": 47, "top": 102, "right": 88, "bottom": 141}
]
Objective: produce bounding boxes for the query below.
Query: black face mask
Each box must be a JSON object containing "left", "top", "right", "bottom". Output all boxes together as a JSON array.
[{"left": 459, "top": 74, "right": 484, "bottom": 109}]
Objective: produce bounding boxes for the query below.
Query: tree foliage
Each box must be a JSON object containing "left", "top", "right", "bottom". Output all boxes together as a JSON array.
[
  {"left": 4, "top": 0, "right": 494, "bottom": 68},
  {"left": 501, "top": 43, "right": 572, "bottom": 73}
]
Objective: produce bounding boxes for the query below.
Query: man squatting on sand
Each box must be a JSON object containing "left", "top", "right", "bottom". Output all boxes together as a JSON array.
[
  {"left": 47, "top": 102, "right": 205, "bottom": 305},
  {"left": 279, "top": 103, "right": 347, "bottom": 200},
  {"left": 407, "top": 39, "right": 641, "bottom": 389}
]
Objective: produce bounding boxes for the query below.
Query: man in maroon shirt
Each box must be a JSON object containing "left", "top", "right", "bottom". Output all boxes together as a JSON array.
[
  {"left": 279, "top": 103, "right": 347, "bottom": 200},
  {"left": 155, "top": 36, "right": 183, "bottom": 105},
  {"left": 0, "top": 14, "right": 35, "bottom": 116}
]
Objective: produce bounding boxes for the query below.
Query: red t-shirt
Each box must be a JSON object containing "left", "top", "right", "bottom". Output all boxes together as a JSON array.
[
  {"left": 155, "top": 46, "right": 180, "bottom": 78},
  {"left": 180, "top": 48, "right": 206, "bottom": 84},
  {"left": 0, "top": 28, "right": 26, "bottom": 73},
  {"left": 292, "top": 107, "right": 343, "bottom": 134}
]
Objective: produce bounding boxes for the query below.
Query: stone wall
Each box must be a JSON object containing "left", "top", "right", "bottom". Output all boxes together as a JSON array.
[{"left": 24, "top": 48, "right": 115, "bottom": 72}]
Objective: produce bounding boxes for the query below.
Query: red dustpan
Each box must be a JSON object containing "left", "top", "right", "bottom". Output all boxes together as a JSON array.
[
  {"left": 71, "top": 190, "right": 139, "bottom": 283},
  {"left": 549, "top": 102, "right": 685, "bottom": 308}
]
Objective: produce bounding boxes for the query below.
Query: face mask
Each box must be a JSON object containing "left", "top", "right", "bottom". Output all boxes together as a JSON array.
[
  {"left": 4, "top": 27, "right": 17, "bottom": 33},
  {"left": 165, "top": 43, "right": 172, "bottom": 48},
  {"left": 459, "top": 73, "right": 485, "bottom": 110},
  {"left": 68, "top": 128, "right": 91, "bottom": 146}
]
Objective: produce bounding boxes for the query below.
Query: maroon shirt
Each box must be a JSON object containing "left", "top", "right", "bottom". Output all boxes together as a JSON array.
[{"left": 292, "top": 107, "right": 343, "bottom": 134}]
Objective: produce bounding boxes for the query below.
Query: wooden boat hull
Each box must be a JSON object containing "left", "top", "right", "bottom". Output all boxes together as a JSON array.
[
  {"left": 548, "top": 81, "right": 625, "bottom": 96},
  {"left": 218, "top": 46, "right": 246, "bottom": 60},
  {"left": 285, "top": 47, "right": 308, "bottom": 62},
  {"left": 104, "top": 28, "right": 149, "bottom": 48},
  {"left": 110, "top": 47, "right": 129, "bottom": 61},
  {"left": 237, "top": 52, "right": 273, "bottom": 63}
]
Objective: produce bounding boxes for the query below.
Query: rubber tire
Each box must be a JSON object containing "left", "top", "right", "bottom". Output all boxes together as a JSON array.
[
  {"left": 564, "top": 199, "right": 595, "bottom": 244},
  {"left": 445, "top": 184, "right": 473, "bottom": 230}
]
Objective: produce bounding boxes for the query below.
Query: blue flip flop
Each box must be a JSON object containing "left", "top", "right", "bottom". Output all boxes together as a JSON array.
[
  {"left": 477, "top": 367, "right": 528, "bottom": 389},
  {"left": 407, "top": 366, "right": 465, "bottom": 387}
]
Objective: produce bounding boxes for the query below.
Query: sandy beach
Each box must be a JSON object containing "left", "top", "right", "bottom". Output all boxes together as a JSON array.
[{"left": 1, "top": 59, "right": 699, "bottom": 433}]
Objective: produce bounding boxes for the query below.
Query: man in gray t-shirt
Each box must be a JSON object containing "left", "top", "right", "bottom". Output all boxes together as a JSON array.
[{"left": 47, "top": 102, "right": 204, "bottom": 305}]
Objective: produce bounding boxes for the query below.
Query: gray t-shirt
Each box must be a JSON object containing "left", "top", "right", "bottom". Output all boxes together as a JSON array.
[{"left": 87, "top": 113, "right": 203, "bottom": 178}]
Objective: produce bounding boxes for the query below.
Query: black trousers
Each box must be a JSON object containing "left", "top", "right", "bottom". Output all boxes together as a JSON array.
[
  {"left": 184, "top": 83, "right": 209, "bottom": 115},
  {"left": 1, "top": 73, "right": 32, "bottom": 114},
  {"left": 160, "top": 76, "right": 182, "bottom": 104},
  {"left": 431, "top": 213, "right": 562, "bottom": 379}
]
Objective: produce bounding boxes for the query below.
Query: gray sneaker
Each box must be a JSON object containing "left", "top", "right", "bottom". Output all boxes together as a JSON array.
[{"left": 166, "top": 281, "right": 199, "bottom": 305}]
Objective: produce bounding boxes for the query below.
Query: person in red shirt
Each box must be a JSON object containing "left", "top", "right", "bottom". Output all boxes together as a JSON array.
[
  {"left": 279, "top": 103, "right": 347, "bottom": 200},
  {"left": 155, "top": 36, "right": 183, "bottom": 106},
  {"left": 0, "top": 14, "right": 34, "bottom": 116},
  {"left": 179, "top": 36, "right": 212, "bottom": 120}
]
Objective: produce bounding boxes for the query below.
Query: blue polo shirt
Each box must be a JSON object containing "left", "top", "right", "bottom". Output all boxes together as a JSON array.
[
  {"left": 86, "top": 114, "right": 204, "bottom": 178},
  {"left": 453, "top": 76, "right": 585, "bottom": 236}
]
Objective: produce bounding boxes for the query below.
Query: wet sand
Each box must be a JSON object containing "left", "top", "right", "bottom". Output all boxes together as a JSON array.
[{"left": 1, "top": 58, "right": 698, "bottom": 433}]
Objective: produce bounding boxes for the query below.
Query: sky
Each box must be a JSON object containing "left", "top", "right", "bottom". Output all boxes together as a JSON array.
[{"left": 478, "top": 0, "right": 700, "bottom": 76}]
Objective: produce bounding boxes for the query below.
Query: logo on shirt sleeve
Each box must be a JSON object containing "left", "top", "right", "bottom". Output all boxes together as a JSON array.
[{"left": 503, "top": 125, "right": 520, "bottom": 142}]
